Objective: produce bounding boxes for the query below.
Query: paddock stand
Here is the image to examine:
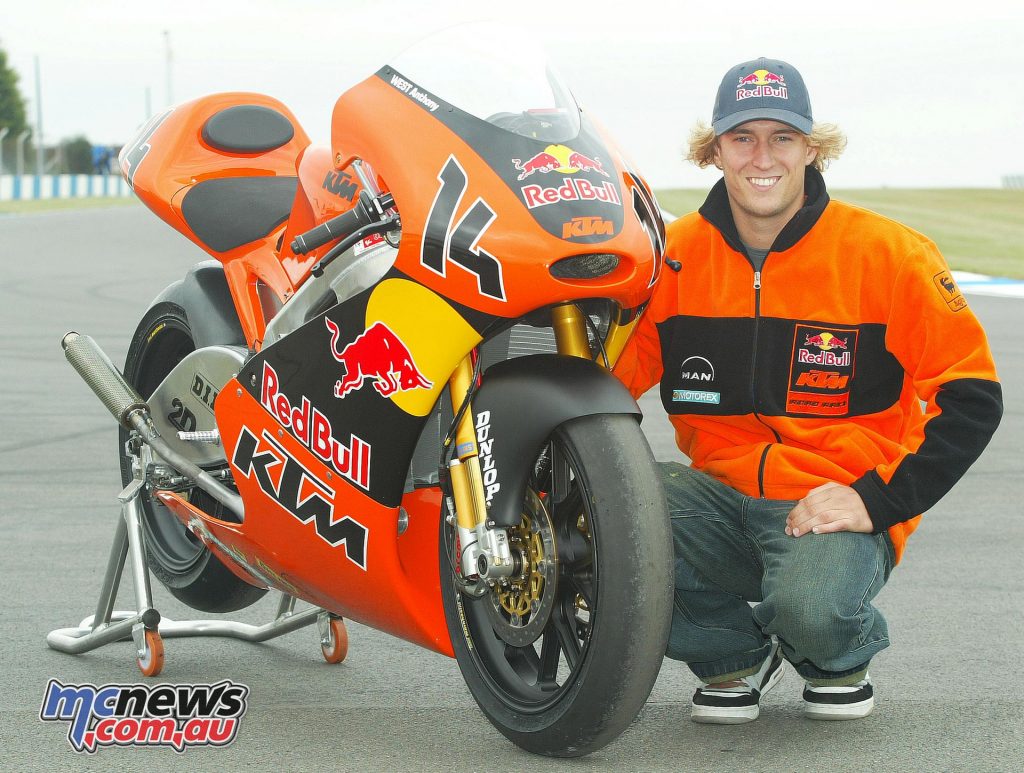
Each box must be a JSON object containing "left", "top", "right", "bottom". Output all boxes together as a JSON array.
[{"left": 46, "top": 478, "right": 348, "bottom": 677}]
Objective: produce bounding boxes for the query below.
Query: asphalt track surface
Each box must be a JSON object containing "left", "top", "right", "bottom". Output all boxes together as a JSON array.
[{"left": 1, "top": 206, "right": 1021, "bottom": 771}]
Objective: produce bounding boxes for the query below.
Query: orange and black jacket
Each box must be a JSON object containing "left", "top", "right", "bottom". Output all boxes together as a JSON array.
[{"left": 615, "top": 169, "right": 1002, "bottom": 562}]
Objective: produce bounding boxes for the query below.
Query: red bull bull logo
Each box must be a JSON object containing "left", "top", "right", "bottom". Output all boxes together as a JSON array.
[
  {"left": 566, "top": 151, "right": 608, "bottom": 177},
  {"left": 513, "top": 152, "right": 561, "bottom": 181},
  {"left": 804, "top": 332, "right": 848, "bottom": 351},
  {"left": 736, "top": 69, "right": 788, "bottom": 101},
  {"left": 513, "top": 145, "right": 610, "bottom": 180},
  {"left": 325, "top": 318, "right": 433, "bottom": 399}
]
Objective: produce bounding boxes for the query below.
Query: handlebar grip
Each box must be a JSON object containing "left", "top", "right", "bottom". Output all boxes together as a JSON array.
[
  {"left": 291, "top": 194, "right": 375, "bottom": 255},
  {"left": 62, "top": 332, "right": 148, "bottom": 428}
]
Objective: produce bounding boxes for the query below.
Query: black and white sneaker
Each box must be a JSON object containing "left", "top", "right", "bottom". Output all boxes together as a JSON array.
[
  {"left": 691, "top": 642, "right": 785, "bottom": 724},
  {"left": 802, "top": 674, "right": 874, "bottom": 720}
]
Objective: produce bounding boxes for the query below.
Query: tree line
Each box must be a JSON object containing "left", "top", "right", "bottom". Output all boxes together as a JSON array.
[{"left": 1, "top": 43, "right": 113, "bottom": 174}]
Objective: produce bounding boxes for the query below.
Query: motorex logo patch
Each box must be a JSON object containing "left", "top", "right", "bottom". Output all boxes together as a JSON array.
[{"left": 672, "top": 389, "right": 721, "bottom": 404}]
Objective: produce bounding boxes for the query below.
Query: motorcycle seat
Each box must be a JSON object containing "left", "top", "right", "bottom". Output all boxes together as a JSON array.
[
  {"left": 174, "top": 104, "right": 303, "bottom": 254},
  {"left": 180, "top": 175, "right": 299, "bottom": 254}
]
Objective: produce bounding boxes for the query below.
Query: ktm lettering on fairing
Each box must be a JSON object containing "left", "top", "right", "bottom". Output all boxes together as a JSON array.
[
  {"left": 260, "top": 361, "right": 371, "bottom": 490},
  {"left": 232, "top": 427, "right": 368, "bottom": 569},
  {"left": 522, "top": 178, "right": 621, "bottom": 209},
  {"left": 562, "top": 216, "right": 613, "bottom": 238},
  {"left": 321, "top": 170, "right": 357, "bottom": 201}
]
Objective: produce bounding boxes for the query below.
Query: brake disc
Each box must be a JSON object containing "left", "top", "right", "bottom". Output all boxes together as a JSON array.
[{"left": 485, "top": 489, "right": 558, "bottom": 646}]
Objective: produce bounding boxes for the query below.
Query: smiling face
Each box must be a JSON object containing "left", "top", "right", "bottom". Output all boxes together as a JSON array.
[{"left": 713, "top": 120, "right": 818, "bottom": 247}]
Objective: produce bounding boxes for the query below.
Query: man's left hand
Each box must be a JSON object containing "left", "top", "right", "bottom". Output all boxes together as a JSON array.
[{"left": 786, "top": 482, "right": 873, "bottom": 537}]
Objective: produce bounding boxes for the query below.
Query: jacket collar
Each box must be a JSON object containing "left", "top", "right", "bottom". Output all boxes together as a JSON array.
[{"left": 698, "top": 166, "right": 830, "bottom": 254}]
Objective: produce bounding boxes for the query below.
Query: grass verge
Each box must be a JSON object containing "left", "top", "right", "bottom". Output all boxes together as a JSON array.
[
  {"left": 0, "top": 197, "right": 139, "bottom": 214},
  {"left": 655, "top": 188, "right": 1024, "bottom": 279}
]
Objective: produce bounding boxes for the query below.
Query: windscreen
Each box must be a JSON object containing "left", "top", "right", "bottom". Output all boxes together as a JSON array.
[{"left": 387, "top": 22, "right": 581, "bottom": 143}]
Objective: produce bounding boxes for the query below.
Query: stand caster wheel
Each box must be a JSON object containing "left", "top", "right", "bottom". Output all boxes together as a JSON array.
[
  {"left": 320, "top": 615, "right": 348, "bottom": 664},
  {"left": 137, "top": 629, "right": 165, "bottom": 677}
]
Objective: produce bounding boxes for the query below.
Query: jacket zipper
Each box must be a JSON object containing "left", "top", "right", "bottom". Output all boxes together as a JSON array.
[{"left": 750, "top": 270, "right": 781, "bottom": 498}]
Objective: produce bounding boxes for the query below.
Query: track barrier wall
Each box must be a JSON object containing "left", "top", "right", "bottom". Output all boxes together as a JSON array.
[{"left": 0, "top": 174, "right": 131, "bottom": 201}]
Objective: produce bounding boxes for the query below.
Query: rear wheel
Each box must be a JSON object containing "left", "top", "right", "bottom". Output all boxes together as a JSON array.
[
  {"left": 118, "top": 302, "right": 267, "bottom": 613},
  {"left": 440, "top": 413, "right": 673, "bottom": 757}
]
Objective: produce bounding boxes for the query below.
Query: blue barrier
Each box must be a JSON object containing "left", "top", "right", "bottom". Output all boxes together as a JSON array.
[{"left": 0, "top": 174, "right": 131, "bottom": 201}]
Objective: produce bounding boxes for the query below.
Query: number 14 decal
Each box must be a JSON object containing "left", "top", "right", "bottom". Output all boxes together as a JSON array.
[{"left": 421, "top": 156, "right": 506, "bottom": 302}]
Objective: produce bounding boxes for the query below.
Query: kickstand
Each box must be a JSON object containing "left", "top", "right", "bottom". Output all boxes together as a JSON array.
[{"left": 46, "top": 480, "right": 347, "bottom": 676}]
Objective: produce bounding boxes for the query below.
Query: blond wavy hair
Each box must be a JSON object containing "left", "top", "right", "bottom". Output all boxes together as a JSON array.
[{"left": 686, "top": 121, "right": 847, "bottom": 172}]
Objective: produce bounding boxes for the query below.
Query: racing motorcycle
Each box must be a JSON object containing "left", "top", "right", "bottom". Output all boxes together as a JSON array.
[{"left": 60, "top": 24, "right": 672, "bottom": 757}]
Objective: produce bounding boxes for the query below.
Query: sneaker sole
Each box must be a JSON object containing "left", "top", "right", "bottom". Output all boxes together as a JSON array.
[
  {"left": 691, "top": 704, "right": 760, "bottom": 724},
  {"left": 691, "top": 655, "right": 786, "bottom": 725},
  {"left": 804, "top": 695, "right": 874, "bottom": 720}
]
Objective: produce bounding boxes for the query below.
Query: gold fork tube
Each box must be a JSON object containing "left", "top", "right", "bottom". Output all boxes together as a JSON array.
[
  {"left": 447, "top": 355, "right": 489, "bottom": 530},
  {"left": 551, "top": 303, "right": 591, "bottom": 358},
  {"left": 601, "top": 317, "right": 639, "bottom": 368},
  {"left": 448, "top": 356, "right": 478, "bottom": 459}
]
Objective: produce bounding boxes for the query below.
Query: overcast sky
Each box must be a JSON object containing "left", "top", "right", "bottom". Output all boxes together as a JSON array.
[{"left": 3, "top": 0, "right": 1022, "bottom": 189}]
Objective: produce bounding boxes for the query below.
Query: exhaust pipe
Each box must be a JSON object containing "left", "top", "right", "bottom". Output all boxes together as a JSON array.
[
  {"left": 62, "top": 331, "right": 148, "bottom": 429},
  {"left": 62, "top": 332, "right": 244, "bottom": 520}
]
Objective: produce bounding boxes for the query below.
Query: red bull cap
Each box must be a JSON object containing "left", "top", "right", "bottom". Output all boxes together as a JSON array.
[{"left": 712, "top": 57, "right": 812, "bottom": 135}]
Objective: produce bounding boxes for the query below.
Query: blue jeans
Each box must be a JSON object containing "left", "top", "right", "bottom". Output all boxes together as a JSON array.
[{"left": 660, "top": 462, "right": 895, "bottom": 685}]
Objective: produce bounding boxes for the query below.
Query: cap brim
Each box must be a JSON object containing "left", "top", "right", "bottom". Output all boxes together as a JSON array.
[{"left": 713, "top": 108, "right": 812, "bottom": 135}]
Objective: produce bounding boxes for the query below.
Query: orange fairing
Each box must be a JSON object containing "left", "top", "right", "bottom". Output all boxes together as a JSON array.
[
  {"left": 331, "top": 73, "right": 662, "bottom": 319},
  {"left": 277, "top": 145, "right": 366, "bottom": 284},
  {"left": 207, "top": 381, "right": 452, "bottom": 655},
  {"left": 121, "top": 93, "right": 312, "bottom": 348}
]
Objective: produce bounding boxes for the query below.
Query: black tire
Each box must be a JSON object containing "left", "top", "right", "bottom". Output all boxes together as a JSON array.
[
  {"left": 118, "top": 302, "right": 267, "bottom": 613},
  {"left": 440, "top": 413, "right": 673, "bottom": 757}
]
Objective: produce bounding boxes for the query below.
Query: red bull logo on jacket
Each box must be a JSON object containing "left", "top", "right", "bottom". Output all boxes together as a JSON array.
[
  {"left": 736, "top": 69, "right": 788, "bottom": 101},
  {"left": 787, "top": 324, "right": 859, "bottom": 416},
  {"left": 800, "top": 331, "right": 850, "bottom": 365},
  {"left": 325, "top": 318, "right": 433, "bottom": 399},
  {"left": 804, "top": 331, "right": 847, "bottom": 350}
]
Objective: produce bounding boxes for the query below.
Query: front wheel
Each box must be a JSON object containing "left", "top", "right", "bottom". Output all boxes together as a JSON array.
[{"left": 440, "top": 413, "right": 673, "bottom": 757}]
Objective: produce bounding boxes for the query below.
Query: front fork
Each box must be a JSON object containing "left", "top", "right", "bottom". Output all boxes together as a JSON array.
[{"left": 446, "top": 303, "right": 637, "bottom": 584}]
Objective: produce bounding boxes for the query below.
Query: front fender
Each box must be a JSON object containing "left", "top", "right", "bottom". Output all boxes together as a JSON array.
[{"left": 471, "top": 354, "right": 641, "bottom": 528}]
